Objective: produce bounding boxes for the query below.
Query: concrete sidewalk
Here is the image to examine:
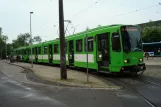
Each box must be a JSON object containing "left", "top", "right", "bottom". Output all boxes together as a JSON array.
[
  {"left": 7, "top": 62, "right": 118, "bottom": 89},
  {"left": 144, "top": 58, "right": 161, "bottom": 66},
  {"left": 143, "top": 58, "right": 161, "bottom": 79}
]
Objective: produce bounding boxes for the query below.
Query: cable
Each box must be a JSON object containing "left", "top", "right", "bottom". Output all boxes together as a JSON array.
[
  {"left": 156, "top": 0, "right": 161, "bottom": 4},
  {"left": 55, "top": 1, "right": 161, "bottom": 35},
  {"left": 53, "top": 0, "right": 104, "bottom": 35},
  {"left": 71, "top": 1, "right": 100, "bottom": 18},
  {"left": 71, "top": 2, "right": 160, "bottom": 30},
  {"left": 115, "top": 3, "right": 160, "bottom": 17},
  {"left": 53, "top": 0, "right": 102, "bottom": 26}
]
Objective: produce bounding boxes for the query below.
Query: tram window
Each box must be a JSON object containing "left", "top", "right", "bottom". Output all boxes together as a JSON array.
[
  {"left": 76, "top": 39, "right": 83, "bottom": 52},
  {"left": 26, "top": 49, "right": 28, "bottom": 55},
  {"left": 85, "top": 37, "right": 93, "bottom": 52},
  {"left": 44, "top": 46, "right": 48, "bottom": 54},
  {"left": 27, "top": 49, "right": 29, "bottom": 55},
  {"left": 49, "top": 46, "right": 52, "bottom": 53},
  {"left": 97, "top": 33, "right": 109, "bottom": 51},
  {"left": 29, "top": 49, "right": 31, "bottom": 55},
  {"left": 24, "top": 50, "right": 26, "bottom": 55},
  {"left": 35, "top": 48, "right": 37, "bottom": 54},
  {"left": 28, "top": 49, "right": 30, "bottom": 55},
  {"left": 112, "top": 33, "right": 121, "bottom": 52},
  {"left": 38, "top": 47, "right": 41, "bottom": 54},
  {"left": 54, "top": 44, "right": 59, "bottom": 53},
  {"left": 32, "top": 48, "right": 35, "bottom": 54},
  {"left": 65, "top": 41, "right": 67, "bottom": 53}
]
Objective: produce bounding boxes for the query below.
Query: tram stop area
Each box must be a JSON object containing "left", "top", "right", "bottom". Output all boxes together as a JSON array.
[
  {"left": 6, "top": 61, "right": 119, "bottom": 89},
  {"left": 144, "top": 57, "right": 161, "bottom": 79}
]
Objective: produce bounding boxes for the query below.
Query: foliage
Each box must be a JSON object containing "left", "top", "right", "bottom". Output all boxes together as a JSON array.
[
  {"left": 0, "top": 30, "right": 42, "bottom": 58},
  {"left": 86, "top": 27, "right": 90, "bottom": 31},
  {"left": 33, "top": 36, "right": 42, "bottom": 43},
  {"left": 12, "top": 33, "right": 31, "bottom": 48},
  {"left": 12, "top": 33, "right": 42, "bottom": 48},
  {"left": 142, "top": 27, "right": 161, "bottom": 43},
  {"left": 141, "top": 20, "right": 161, "bottom": 43},
  {"left": 0, "top": 37, "right": 5, "bottom": 51},
  {"left": 0, "top": 36, "right": 6, "bottom": 58},
  {"left": 97, "top": 25, "right": 101, "bottom": 27},
  {"left": 2, "top": 35, "right": 8, "bottom": 42}
]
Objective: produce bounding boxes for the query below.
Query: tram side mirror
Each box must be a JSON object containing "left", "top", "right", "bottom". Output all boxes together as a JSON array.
[{"left": 111, "top": 33, "right": 121, "bottom": 52}]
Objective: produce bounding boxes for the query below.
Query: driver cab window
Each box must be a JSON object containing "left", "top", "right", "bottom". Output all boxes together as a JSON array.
[{"left": 112, "top": 33, "right": 121, "bottom": 52}]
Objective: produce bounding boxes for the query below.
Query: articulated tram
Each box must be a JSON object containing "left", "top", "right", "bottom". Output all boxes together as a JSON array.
[{"left": 12, "top": 25, "right": 146, "bottom": 74}]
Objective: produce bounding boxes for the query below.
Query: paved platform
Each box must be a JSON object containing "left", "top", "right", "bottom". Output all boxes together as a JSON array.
[
  {"left": 143, "top": 57, "right": 161, "bottom": 79},
  {"left": 144, "top": 58, "right": 161, "bottom": 65},
  {"left": 6, "top": 61, "right": 118, "bottom": 89}
]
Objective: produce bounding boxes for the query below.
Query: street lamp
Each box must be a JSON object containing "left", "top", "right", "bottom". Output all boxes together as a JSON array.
[{"left": 30, "top": 12, "right": 33, "bottom": 68}]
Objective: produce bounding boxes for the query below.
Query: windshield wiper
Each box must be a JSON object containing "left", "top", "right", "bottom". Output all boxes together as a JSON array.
[{"left": 133, "top": 48, "right": 141, "bottom": 51}]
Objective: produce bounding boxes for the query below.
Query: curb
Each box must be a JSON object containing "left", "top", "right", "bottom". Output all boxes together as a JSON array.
[{"left": 3, "top": 61, "right": 120, "bottom": 90}]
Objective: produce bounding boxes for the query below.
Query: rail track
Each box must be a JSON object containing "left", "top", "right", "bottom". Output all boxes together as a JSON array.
[
  {"left": 107, "top": 77, "right": 156, "bottom": 107},
  {"left": 89, "top": 72, "right": 161, "bottom": 107},
  {"left": 6, "top": 61, "right": 161, "bottom": 107},
  {"left": 142, "top": 79, "right": 161, "bottom": 87}
]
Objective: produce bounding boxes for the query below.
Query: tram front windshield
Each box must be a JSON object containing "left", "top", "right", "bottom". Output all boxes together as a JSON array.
[{"left": 121, "top": 26, "right": 142, "bottom": 52}]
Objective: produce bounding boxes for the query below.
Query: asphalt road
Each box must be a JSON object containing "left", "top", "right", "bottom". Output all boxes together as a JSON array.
[
  {"left": 131, "top": 80, "right": 161, "bottom": 107},
  {"left": 0, "top": 61, "right": 156, "bottom": 107}
]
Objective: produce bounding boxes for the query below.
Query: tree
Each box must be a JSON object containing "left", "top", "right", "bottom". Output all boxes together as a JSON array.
[
  {"left": 142, "top": 27, "right": 161, "bottom": 43},
  {"left": 12, "top": 33, "right": 43, "bottom": 48},
  {"left": 0, "top": 37, "right": 5, "bottom": 58},
  {"left": 97, "top": 25, "right": 101, "bottom": 27},
  {"left": 141, "top": 20, "right": 161, "bottom": 43},
  {"left": 148, "top": 20, "right": 153, "bottom": 27},
  {"left": 12, "top": 33, "right": 31, "bottom": 48},
  {"left": 33, "top": 36, "right": 42, "bottom": 43},
  {"left": 86, "top": 27, "right": 90, "bottom": 31},
  {"left": 0, "top": 35, "right": 8, "bottom": 58},
  {"left": 6, "top": 43, "right": 13, "bottom": 56}
]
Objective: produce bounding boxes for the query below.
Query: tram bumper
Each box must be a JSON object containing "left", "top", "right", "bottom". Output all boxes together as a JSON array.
[
  {"left": 121, "top": 63, "right": 146, "bottom": 73},
  {"left": 134, "top": 63, "right": 146, "bottom": 71}
]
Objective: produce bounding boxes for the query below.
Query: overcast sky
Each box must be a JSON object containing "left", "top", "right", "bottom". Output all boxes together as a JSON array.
[{"left": 0, "top": 0, "right": 161, "bottom": 43}]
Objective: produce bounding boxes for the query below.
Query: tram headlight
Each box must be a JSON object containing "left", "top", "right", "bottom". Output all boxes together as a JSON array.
[
  {"left": 99, "top": 54, "right": 102, "bottom": 58},
  {"left": 124, "top": 59, "right": 130, "bottom": 63},
  {"left": 139, "top": 58, "right": 143, "bottom": 62},
  {"left": 124, "top": 59, "right": 128, "bottom": 63}
]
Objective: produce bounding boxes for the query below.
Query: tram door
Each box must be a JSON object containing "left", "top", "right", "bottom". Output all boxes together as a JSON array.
[
  {"left": 49, "top": 44, "right": 53, "bottom": 64},
  {"left": 97, "top": 33, "right": 110, "bottom": 68},
  {"left": 35, "top": 47, "right": 38, "bottom": 63},
  {"left": 68, "top": 40, "right": 74, "bottom": 66}
]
